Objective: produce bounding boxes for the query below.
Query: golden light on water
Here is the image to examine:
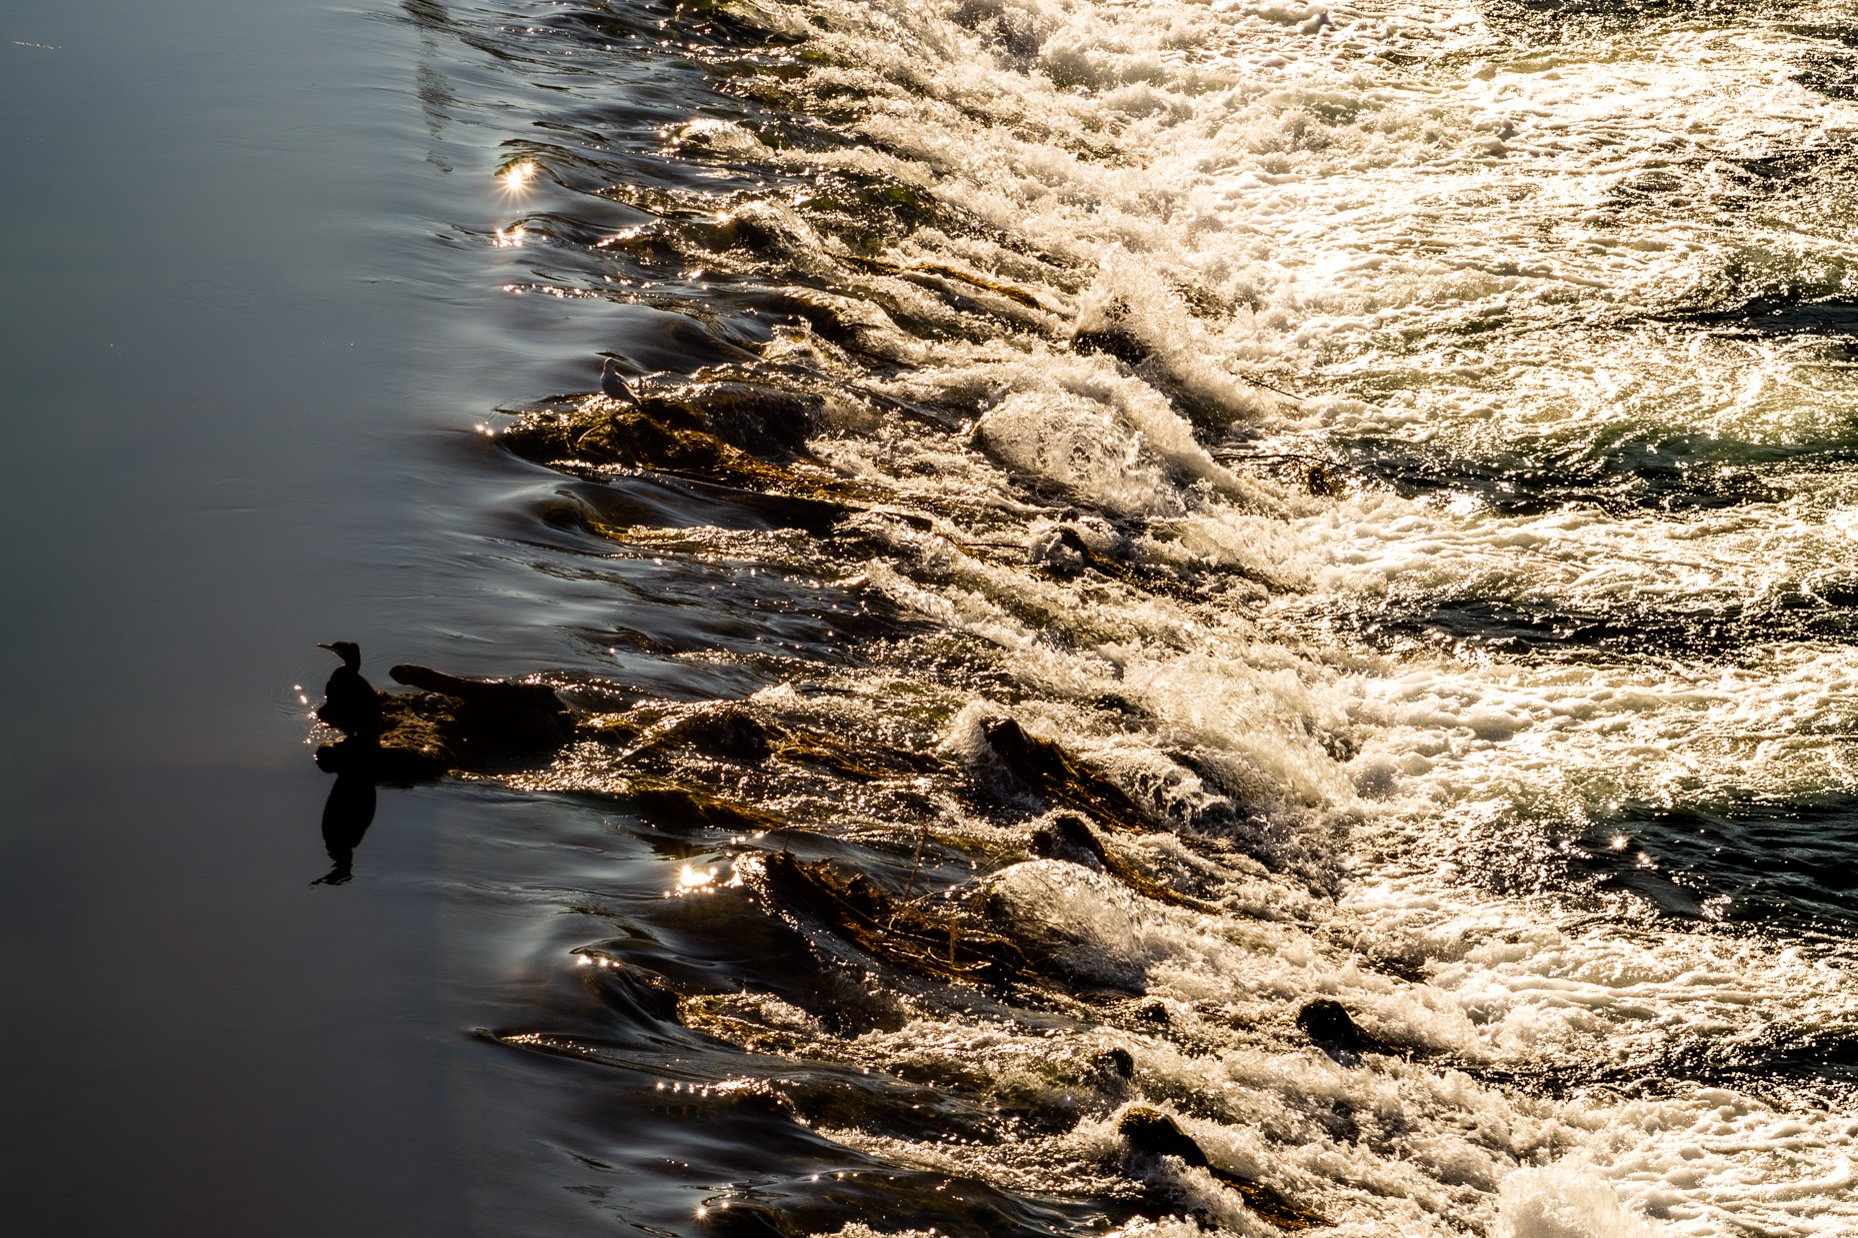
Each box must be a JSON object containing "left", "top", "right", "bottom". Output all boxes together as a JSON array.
[
  {"left": 677, "top": 864, "right": 718, "bottom": 890},
  {"left": 501, "top": 159, "right": 537, "bottom": 191}
]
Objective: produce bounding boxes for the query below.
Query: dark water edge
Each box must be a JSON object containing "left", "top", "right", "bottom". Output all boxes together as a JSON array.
[{"left": 0, "top": 3, "right": 632, "bottom": 1233}]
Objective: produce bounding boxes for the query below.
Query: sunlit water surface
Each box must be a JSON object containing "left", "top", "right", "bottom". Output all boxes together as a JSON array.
[{"left": 11, "top": 0, "right": 1858, "bottom": 1235}]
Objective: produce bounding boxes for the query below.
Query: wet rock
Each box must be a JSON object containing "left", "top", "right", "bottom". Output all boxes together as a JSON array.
[
  {"left": 1101, "top": 1045, "right": 1136, "bottom": 1078},
  {"left": 981, "top": 717, "right": 1162, "bottom": 833},
  {"left": 774, "top": 726, "right": 945, "bottom": 782},
  {"left": 496, "top": 382, "right": 845, "bottom": 494},
  {"left": 976, "top": 860, "right": 1149, "bottom": 994},
  {"left": 621, "top": 703, "right": 944, "bottom": 785},
  {"left": 1029, "top": 814, "right": 1105, "bottom": 869},
  {"left": 1028, "top": 525, "right": 1093, "bottom": 578},
  {"left": 580, "top": 955, "right": 684, "bottom": 1027},
  {"left": 314, "top": 664, "right": 574, "bottom": 782},
  {"left": 1296, "top": 998, "right": 1398, "bottom": 1060},
  {"left": 1118, "top": 1106, "right": 1325, "bottom": 1230},
  {"left": 1024, "top": 522, "right": 1194, "bottom": 601},
  {"left": 755, "top": 850, "right": 1033, "bottom": 987},
  {"left": 1070, "top": 303, "right": 1152, "bottom": 367},
  {"left": 631, "top": 704, "right": 784, "bottom": 765},
  {"left": 678, "top": 992, "right": 821, "bottom": 1057},
  {"left": 630, "top": 780, "right": 789, "bottom": 834},
  {"left": 314, "top": 691, "right": 463, "bottom": 783},
  {"left": 495, "top": 388, "right": 858, "bottom": 533},
  {"left": 389, "top": 664, "right": 574, "bottom": 752},
  {"left": 1119, "top": 1106, "right": 1206, "bottom": 1164},
  {"left": 1029, "top": 813, "right": 1212, "bottom": 911}
]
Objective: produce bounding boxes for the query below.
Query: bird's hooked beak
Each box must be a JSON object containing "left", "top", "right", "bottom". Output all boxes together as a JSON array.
[{"left": 318, "top": 643, "right": 337, "bottom": 653}]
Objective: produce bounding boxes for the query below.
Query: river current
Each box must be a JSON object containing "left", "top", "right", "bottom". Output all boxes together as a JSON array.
[{"left": 359, "top": 0, "right": 1858, "bottom": 1234}]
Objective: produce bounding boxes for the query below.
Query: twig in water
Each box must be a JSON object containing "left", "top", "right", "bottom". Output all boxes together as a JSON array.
[
  {"left": 900, "top": 820, "right": 930, "bottom": 901},
  {"left": 1235, "top": 374, "right": 1308, "bottom": 404}
]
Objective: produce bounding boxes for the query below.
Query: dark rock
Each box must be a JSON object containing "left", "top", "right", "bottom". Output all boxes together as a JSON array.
[
  {"left": 498, "top": 383, "right": 823, "bottom": 484},
  {"left": 1118, "top": 1106, "right": 1325, "bottom": 1229},
  {"left": 1296, "top": 998, "right": 1397, "bottom": 1059},
  {"left": 388, "top": 664, "right": 574, "bottom": 752},
  {"left": 1071, "top": 316, "right": 1152, "bottom": 366},
  {"left": 493, "top": 386, "right": 862, "bottom": 534},
  {"left": 313, "top": 663, "right": 575, "bottom": 783},
  {"left": 981, "top": 717, "right": 1161, "bottom": 833},
  {"left": 580, "top": 956, "right": 683, "bottom": 1027},
  {"left": 1119, "top": 1106, "right": 1206, "bottom": 1164},
  {"left": 314, "top": 690, "right": 457, "bottom": 782},
  {"left": 1027, "top": 814, "right": 1211, "bottom": 911},
  {"left": 757, "top": 850, "right": 1032, "bottom": 987},
  {"left": 630, "top": 780, "right": 789, "bottom": 834},
  {"left": 648, "top": 705, "right": 780, "bottom": 763}
]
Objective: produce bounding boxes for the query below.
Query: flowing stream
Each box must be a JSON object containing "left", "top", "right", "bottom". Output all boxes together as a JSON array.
[
  {"left": 59, "top": 0, "right": 1858, "bottom": 1234},
  {"left": 377, "top": 0, "right": 1858, "bottom": 1233}
]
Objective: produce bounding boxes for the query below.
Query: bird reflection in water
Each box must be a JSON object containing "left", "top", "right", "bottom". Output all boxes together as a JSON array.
[
  {"left": 314, "top": 773, "right": 377, "bottom": 886},
  {"left": 311, "top": 640, "right": 383, "bottom": 886}
]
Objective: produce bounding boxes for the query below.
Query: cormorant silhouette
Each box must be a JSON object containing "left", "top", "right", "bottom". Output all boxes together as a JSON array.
[
  {"left": 316, "top": 640, "right": 382, "bottom": 738},
  {"left": 601, "top": 356, "right": 642, "bottom": 406}
]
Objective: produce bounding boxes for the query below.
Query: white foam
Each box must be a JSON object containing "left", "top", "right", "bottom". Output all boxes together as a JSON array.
[{"left": 663, "top": 0, "right": 1858, "bottom": 1230}]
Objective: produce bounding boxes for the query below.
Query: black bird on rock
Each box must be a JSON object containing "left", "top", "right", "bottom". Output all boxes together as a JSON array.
[{"left": 316, "top": 641, "right": 382, "bottom": 738}]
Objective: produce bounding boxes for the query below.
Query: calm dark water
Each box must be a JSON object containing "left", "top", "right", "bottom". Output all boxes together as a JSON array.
[
  {"left": 0, "top": 3, "right": 577, "bottom": 1233},
  {"left": 6, "top": 0, "right": 1858, "bottom": 1235}
]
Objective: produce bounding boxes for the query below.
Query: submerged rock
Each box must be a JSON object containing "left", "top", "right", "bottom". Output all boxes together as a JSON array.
[
  {"left": 630, "top": 779, "right": 789, "bottom": 834},
  {"left": 977, "top": 859, "right": 1151, "bottom": 993},
  {"left": 1118, "top": 1106, "right": 1325, "bottom": 1229},
  {"left": 1029, "top": 813, "right": 1212, "bottom": 911},
  {"left": 498, "top": 383, "right": 832, "bottom": 489},
  {"left": 753, "top": 850, "right": 1033, "bottom": 987},
  {"left": 981, "top": 717, "right": 1162, "bottom": 833},
  {"left": 695, "top": 1201, "right": 799, "bottom": 1237},
  {"left": 494, "top": 386, "right": 862, "bottom": 535}
]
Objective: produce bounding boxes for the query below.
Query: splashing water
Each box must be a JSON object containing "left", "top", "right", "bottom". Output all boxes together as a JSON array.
[{"left": 384, "top": 0, "right": 1858, "bottom": 1232}]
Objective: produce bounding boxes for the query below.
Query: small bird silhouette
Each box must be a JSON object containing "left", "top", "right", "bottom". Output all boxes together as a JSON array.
[
  {"left": 316, "top": 641, "right": 382, "bottom": 738},
  {"left": 601, "top": 357, "right": 642, "bottom": 406}
]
